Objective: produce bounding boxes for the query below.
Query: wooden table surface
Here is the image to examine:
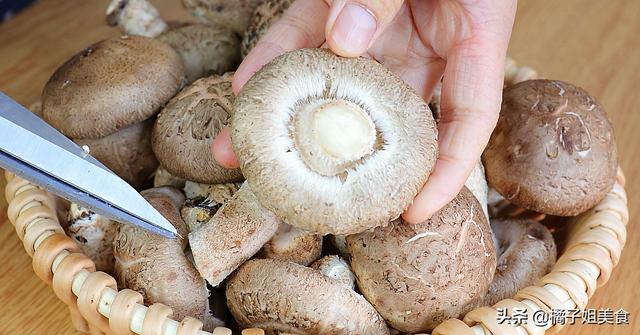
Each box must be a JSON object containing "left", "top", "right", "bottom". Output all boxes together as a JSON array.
[{"left": 0, "top": 0, "right": 638, "bottom": 334}]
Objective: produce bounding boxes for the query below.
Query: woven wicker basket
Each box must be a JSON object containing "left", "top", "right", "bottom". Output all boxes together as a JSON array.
[{"left": 4, "top": 60, "right": 629, "bottom": 335}]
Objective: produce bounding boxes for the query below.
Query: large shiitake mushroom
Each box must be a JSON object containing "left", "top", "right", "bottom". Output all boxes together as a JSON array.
[
  {"left": 483, "top": 218, "right": 556, "bottom": 306},
  {"left": 188, "top": 182, "right": 280, "bottom": 286},
  {"left": 113, "top": 187, "right": 222, "bottom": 330},
  {"left": 226, "top": 259, "right": 389, "bottom": 335},
  {"left": 483, "top": 79, "right": 617, "bottom": 216},
  {"left": 107, "top": 0, "right": 240, "bottom": 83},
  {"left": 232, "top": 48, "right": 438, "bottom": 235},
  {"left": 41, "top": 35, "right": 185, "bottom": 187},
  {"left": 153, "top": 73, "right": 243, "bottom": 184},
  {"left": 182, "top": 0, "right": 266, "bottom": 35},
  {"left": 241, "top": 0, "right": 292, "bottom": 58},
  {"left": 42, "top": 35, "right": 185, "bottom": 139},
  {"left": 67, "top": 204, "right": 118, "bottom": 273},
  {"left": 75, "top": 118, "right": 158, "bottom": 188},
  {"left": 347, "top": 187, "right": 496, "bottom": 333}
]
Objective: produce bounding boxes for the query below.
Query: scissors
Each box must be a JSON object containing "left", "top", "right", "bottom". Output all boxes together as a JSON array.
[{"left": 0, "top": 92, "right": 177, "bottom": 238}]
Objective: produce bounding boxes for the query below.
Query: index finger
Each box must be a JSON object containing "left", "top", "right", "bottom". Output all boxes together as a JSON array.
[{"left": 232, "top": 0, "right": 329, "bottom": 94}]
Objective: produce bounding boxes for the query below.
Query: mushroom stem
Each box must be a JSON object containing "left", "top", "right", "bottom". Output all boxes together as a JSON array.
[
  {"left": 294, "top": 99, "right": 376, "bottom": 176},
  {"left": 189, "top": 182, "right": 280, "bottom": 286},
  {"left": 106, "top": 0, "right": 168, "bottom": 37},
  {"left": 67, "top": 203, "right": 118, "bottom": 274}
]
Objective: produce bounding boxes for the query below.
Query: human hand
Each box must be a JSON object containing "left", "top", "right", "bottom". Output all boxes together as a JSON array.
[{"left": 212, "top": 0, "right": 517, "bottom": 223}]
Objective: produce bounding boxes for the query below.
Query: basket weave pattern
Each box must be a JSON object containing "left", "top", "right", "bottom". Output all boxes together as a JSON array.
[{"left": 3, "top": 60, "right": 630, "bottom": 335}]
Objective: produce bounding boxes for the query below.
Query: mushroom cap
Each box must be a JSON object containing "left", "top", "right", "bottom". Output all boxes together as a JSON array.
[
  {"left": 42, "top": 35, "right": 186, "bottom": 139},
  {"left": 346, "top": 187, "right": 496, "bottom": 333},
  {"left": 241, "top": 0, "right": 293, "bottom": 58},
  {"left": 226, "top": 258, "right": 389, "bottom": 335},
  {"left": 260, "top": 223, "right": 322, "bottom": 266},
  {"left": 75, "top": 118, "right": 158, "bottom": 189},
  {"left": 484, "top": 218, "right": 556, "bottom": 306},
  {"left": 483, "top": 79, "right": 617, "bottom": 216},
  {"left": 153, "top": 73, "right": 244, "bottom": 184},
  {"left": 113, "top": 187, "right": 220, "bottom": 330},
  {"left": 158, "top": 23, "right": 240, "bottom": 83},
  {"left": 181, "top": 0, "right": 266, "bottom": 34},
  {"left": 232, "top": 48, "right": 438, "bottom": 235}
]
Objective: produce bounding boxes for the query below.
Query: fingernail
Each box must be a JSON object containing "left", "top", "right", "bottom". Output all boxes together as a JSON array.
[{"left": 329, "top": 3, "right": 377, "bottom": 56}]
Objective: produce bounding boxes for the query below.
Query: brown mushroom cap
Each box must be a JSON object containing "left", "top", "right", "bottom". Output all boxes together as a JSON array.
[
  {"left": 42, "top": 35, "right": 185, "bottom": 139},
  {"left": 484, "top": 218, "right": 556, "bottom": 306},
  {"left": 241, "top": 0, "right": 292, "bottom": 58},
  {"left": 181, "top": 0, "right": 266, "bottom": 35},
  {"left": 226, "top": 258, "right": 389, "bottom": 335},
  {"left": 113, "top": 187, "right": 221, "bottom": 330},
  {"left": 153, "top": 73, "right": 243, "bottom": 184},
  {"left": 483, "top": 79, "right": 617, "bottom": 216},
  {"left": 158, "top": 23, "right": 240, "bottom": 83},
  {"left": 232, "top": 48, "right": 438, "bottom": 235},
  {"left": 75, "top": 118, "right": 158, "bottom": 189},
  {"left": 346, "top": 187, "right": 496, "bottom": 333}
]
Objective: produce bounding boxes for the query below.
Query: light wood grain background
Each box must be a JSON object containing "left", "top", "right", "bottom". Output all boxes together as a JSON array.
[{"left": 0, "top": 0, "right": 638, "bottom": 334}]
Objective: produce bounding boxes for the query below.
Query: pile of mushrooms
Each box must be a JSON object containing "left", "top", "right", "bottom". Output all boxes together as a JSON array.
[{"left": 37, "top": 1, "right": 621, "bottom": 333}]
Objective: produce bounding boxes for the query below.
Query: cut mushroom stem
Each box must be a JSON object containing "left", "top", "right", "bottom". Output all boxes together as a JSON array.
[
  {"left": 310, "top": 255, "right": 355, "bottom": 290},
  {"left": 226, "top": 259, "right": 389, "bottom": 335},
  {"left": 113, "top": 187, "right": 223, "bottom": 330},
  {"left": 67, "top": 203, "right": 118, "bottom": 273},
  {"left": 106, "top": 0, "right": 168, "bottom": 37},
  {"left": 260, "top": 223, "right": 322, "bottom": 266},
  {"left": 188, "top": 182, "right": 280, "bottom": 286},
  {"left": 181, "top": 181, "right": 241, "bottom": 232}
]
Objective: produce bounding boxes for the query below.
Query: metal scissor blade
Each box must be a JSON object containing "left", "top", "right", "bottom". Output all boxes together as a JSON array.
[
  {"left": 0, "top": 92, "right": 177, "bottom": 238},
  {"left": 0, "top": 92, "right": 113, "bottom": 174}
]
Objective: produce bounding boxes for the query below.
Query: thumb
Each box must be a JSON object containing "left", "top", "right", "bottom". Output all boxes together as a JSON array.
[{"left": 325, "top": 0, "right": 404, "bottom": 57}]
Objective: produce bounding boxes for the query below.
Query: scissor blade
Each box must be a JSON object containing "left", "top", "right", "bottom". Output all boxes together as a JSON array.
[
  {"left": 0, "top": 92, "right": 177, "bottom": 237},
  {"left": 0, "top": 92, "right": 112, "bottom": 174}
]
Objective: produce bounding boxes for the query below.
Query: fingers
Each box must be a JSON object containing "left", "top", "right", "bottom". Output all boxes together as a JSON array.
[
  {"left": 403, "top": 3, "right": 516, "bottom": 224},
  {"left": 325, "top": 0, "right": 404, "bottom": 57},
  {"left": 232, "top": 0, "right": 329, "bottom": 94},
  {"left": 212, "top": 127, "right": 239, "bottom": 168}
]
